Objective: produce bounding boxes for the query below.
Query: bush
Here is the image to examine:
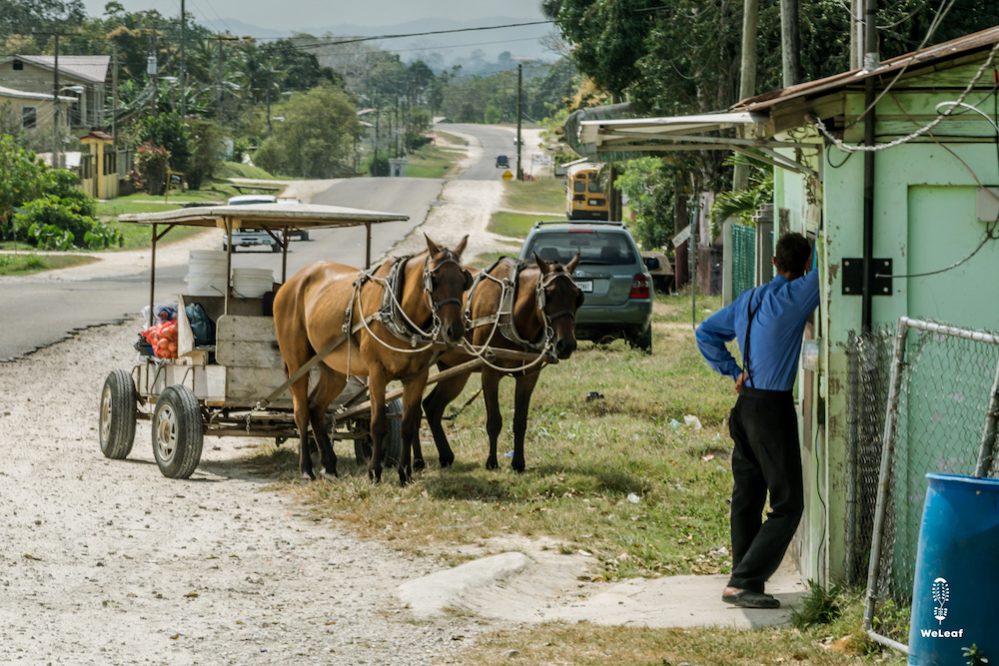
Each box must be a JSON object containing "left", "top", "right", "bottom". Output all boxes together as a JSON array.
[
  {"left": 135, "top": 143, "right": 169, "bottom": 195},
  {"left": 186, "top": 119, "right": 224, "bottom": 190},
  {"left": 136, "top": 112, "right": 190, "bottom": 173},
  {"left": 13, "top": 195, "right": 122, "bottom": 250}
]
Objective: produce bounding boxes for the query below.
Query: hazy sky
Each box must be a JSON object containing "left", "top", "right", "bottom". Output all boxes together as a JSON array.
[{"left": 82, "top": 0, "right": 547, "bottom": 30}]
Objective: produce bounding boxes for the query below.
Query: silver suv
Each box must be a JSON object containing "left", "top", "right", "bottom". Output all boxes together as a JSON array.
[{"left": 519, "top": 220, "right": 653, "bottom": 352}]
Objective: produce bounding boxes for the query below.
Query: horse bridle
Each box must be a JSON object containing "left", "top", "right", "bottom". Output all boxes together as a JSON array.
[
  {"left": 536, "top": 270, "right": 580, "bottom": 328},
  {"left": 423, "top": 253, "right": 472, "bottom": 316}
]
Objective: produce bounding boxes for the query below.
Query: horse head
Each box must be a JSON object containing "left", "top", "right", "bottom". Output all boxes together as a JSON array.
[
  {"left": 424, "top": 234, "right": 472, "bottom": 345},
  {"left": 533, "top": 252, "right": 584, "bottom": 359}
]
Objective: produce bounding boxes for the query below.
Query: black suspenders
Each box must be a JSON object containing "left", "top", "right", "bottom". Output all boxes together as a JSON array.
[{"left": 743, "top": 289, "right": 763, "bottom": 388}]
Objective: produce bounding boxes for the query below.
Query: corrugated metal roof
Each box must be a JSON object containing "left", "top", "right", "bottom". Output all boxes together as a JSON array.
[
  {"left": 734, "top": 24, "right": 999, "bottom": 112},
  {"left": 10, "top": 55, "right": 110, "bottom": 83}
]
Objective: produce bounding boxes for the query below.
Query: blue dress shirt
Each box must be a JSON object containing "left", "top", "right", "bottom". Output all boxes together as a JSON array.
[{"left": 695, "top": 270, "right": 820, "bottom": 391}]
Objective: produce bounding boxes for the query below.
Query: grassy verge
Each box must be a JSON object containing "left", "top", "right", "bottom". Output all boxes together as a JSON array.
[
  {"left": 251, "top": 293, "right": 739, "bottom": 579},
  {"left": 488, "top": 211, "right": 562, "bottom": 238},
  {"left": 215, "top": 161, "right": 290, "bottom": 180},
  {"left": 449, "top": 594, "right": 903, "bottom": 665},
  {"left": 404, "top": 143, "right": 464, "bottom": 178},
  {"left": 0, "top": 253, "right": 97, "bottom": 276},
  {"left": 502, "top": 177, "right": 564, "bottom": 214},
  {"left": 434, "top": 130, "right": 468, "bottom": 147}
]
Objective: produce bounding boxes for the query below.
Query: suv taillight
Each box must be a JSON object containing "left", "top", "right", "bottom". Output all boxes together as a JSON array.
[{"left": 629, "top": 273, "right": 650, "bottom": 299}]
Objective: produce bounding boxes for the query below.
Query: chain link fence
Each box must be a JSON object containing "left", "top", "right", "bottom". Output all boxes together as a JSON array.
[
  {"left": 731, "top": 222, "right": 756, "bottom": 297},
  {"left": 846, "top": 318, "right": 999, "bottom": 651}
]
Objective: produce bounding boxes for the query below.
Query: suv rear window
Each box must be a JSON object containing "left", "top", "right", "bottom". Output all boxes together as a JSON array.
[{"left": 526, "top": 230, "right": 638, "bottom": 265}]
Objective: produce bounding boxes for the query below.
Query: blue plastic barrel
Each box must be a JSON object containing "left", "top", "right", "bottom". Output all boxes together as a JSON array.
[{"left": 907, "top": 473, "right": 999, "bottom": 665}]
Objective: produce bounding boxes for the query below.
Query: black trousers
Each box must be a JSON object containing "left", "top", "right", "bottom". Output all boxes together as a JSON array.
[{"left": 727, "top": 387, "right": 804, "bottom": 593}]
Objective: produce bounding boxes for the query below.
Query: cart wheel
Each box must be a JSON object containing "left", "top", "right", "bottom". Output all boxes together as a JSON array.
[
  {"left": 99, "top": 369, "right": 137, "bottom": 460},
  {"left": 152, "top": 384, "right": 204, "bottom": 479},
  {"left": 352, "top": 398, "right": 403, "bottom": 467}
]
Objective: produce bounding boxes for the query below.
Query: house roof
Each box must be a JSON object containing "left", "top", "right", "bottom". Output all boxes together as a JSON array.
[
  {"left": 7, "top": 55, "right": 111, "bottom": 84},
  {"left": 733, "top": 24, "right": 999, "bottom": 112},
  {"left": 0, "top": 85, "right": 76, "bottom": 102}
]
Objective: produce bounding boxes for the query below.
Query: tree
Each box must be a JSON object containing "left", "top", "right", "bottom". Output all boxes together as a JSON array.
[
  {"left": 136, "top": 112, "right": 191, "bottom": 173},
  {"left": 0, "top": 134, "right": 46, "bottom": 232},
  {"left": 615, "top": 157, "right": 676, "bottom": 250},
  {"left": 253, "top": 84, "right": 359, "bottom": 178}
]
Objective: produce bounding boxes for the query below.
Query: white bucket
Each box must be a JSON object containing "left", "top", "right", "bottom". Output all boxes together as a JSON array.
[
  {"left": 232, "top": 268, "right": 274, "bottom": 298},
  {"left": 186, "top": 250, "right": 228, "bottom": 296}
]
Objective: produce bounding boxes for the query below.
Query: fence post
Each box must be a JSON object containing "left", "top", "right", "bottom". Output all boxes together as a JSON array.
[
  {"left": 974, "top": 359, "right": 999, "bottom": 477},
  {"left": 863, "top": 317, "right": 909, "bottom": 637}
]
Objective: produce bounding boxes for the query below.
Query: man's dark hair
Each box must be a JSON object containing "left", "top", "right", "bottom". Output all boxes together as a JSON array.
[{"left": 775, "top": 232, "right": 811, "bottom": 275}]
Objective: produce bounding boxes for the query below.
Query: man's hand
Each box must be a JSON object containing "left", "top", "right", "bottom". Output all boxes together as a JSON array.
[{"left": 735, "top": 372, "right": 747, "bottom": 394}]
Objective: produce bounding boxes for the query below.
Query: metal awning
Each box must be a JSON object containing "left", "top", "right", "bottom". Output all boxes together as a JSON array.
[
  {"left": 118, "top": 203, "right": 409, "bottom": 229},
  {"left": 575, "top": 111, "right": 817, "bottom": 177}
]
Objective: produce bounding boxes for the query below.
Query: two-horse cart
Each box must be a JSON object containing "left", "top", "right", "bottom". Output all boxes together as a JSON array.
[{"left": 97, "top": 203, "right": 426, "bottom": 478}]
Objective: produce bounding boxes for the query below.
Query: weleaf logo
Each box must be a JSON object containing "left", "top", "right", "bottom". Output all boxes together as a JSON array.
[{"left": 931, "top": 577, "right": 950, "bottom": 625}]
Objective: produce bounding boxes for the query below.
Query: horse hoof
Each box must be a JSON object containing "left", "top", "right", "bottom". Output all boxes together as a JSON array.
[
  {"left": 320, "top": 468, "right": 338, "bottom": 481},
  {"left": 300, "top": 472, "right": 314, "bottom": 482},
  {"left": 439, "top": 457, "right": 454, "bottom": 469},
  {"left": 512, "top": 464, "right": 526, "bottom": 474},
  {"left": 413, "top": 458, "right": 426, "bottom": 472},
  {"left": 485, "top": 459, "right": 498, "bottom": 470}
]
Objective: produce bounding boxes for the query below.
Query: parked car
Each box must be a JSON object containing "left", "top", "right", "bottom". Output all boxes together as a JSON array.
[
  {"left": 519, "top": 220, "right": 653, "bottom": 352},
  {"left": 222, "top": 227, "right": 281, "bottom": 253},
  {"left": 226, "top": 194, "right": 309, "bottom": 241},
  {"left": 641, "top": 251, "right": 675, "bottom": 294},
  {"left": 495, "top": 154, "right": 510, "bottom": 169}
]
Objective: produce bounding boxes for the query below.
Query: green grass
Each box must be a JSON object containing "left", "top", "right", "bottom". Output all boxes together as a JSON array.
[
  {"left": 404, "top": 142, "right": 463, "bottom": 178},
  {"left": 214, "top": 160, "right": 288, "bottom": 180},
  {"left": 250, "top": 294, "right": 742, "bottom": 581},
  {"left": 488, "top": 211, "right": 562, "bottom": 238},
  {"left": 434, "top": 130, "right": 468, "bottom": 147},
  {"left": 468, "top": 248, "right": 521, "bottom": 269},
  {"left": 656, "top": 288, "right": 722, "bottom": 325},
  {"left": 449, "top": 594, "right": 903, "bottom": 666},
  {"left": 0, "top": 252, "right": 97, "bottom": 276},
  {"left": 112, "top": 222, "right": 208, "bottom": 251},
  {"left": 502, "top": 177, "right": 565, "bottom": 214}
]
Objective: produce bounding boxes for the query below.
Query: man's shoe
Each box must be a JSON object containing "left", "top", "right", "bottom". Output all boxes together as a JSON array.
[{"left": 721, "top": 590, "right": 781, "bottom": 609}]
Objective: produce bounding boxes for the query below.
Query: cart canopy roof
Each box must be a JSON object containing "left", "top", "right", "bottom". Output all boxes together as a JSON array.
[{"left": 118, "top": 203, "right": 409, "bottom": 229}]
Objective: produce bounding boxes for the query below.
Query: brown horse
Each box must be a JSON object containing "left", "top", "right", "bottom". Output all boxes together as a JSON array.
[
  {"left": 421, "top": 254, "right": 582, "bottom": 472},
  {"left": 273, "top": 235, "right": 471, "bottom": 484}
]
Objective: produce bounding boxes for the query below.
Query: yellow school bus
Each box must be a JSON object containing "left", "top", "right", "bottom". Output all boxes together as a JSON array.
[{"left": 564, "top": 162, "right": 609, "bottom": 220}]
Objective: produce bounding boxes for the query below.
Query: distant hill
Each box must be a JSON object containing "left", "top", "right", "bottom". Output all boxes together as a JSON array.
[{"left": 202, "top": 15, "right": 555, "bottom": 67}]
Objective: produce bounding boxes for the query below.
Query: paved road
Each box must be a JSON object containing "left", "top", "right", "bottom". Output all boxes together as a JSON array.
[
  {"left": 440, "top": 123, "right": 518, "bottom": 181},
  {"left": 0, "top": 178, "right": 443, "bottom": 361}
]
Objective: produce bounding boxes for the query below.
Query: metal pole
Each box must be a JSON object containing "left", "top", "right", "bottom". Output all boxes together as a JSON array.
[
  {"left": 689, "top": 196, "right": 699, "bottom": 330},
  {"left": 112, "top": 46, "right": 118, "bottom": 153},
  {"left": 863, "top": 318, "right": 908, "bottom": 632},
  {"left": 860, "top": 0, "right": 878, "bottom": 333},
  {"left": 364, "top": 222, "right": 372, "bottom": 268},
  {"left": 975, "top": 358, "right": 999, "bottom": 477},
  {"left": 224, "top": 219, "right": 232, "bottom": 315},
  {"left": 149, "top": 223, "right": 157, "bottom": 328},
  {"left": 516, "top": 63, "right": 523, "bottom": 181},
  {"left": 281, "top": 226, "right": 288, "bottom": 282},
  {"left": 52, "top": 34, "right": 60, "bottom": 169},
  {"left": 179, "top": 0, "right": 186, "bottom": 117}
]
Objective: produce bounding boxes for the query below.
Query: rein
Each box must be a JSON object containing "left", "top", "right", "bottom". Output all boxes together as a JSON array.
[{"left": 462, "top": 257, "right": 566, "bottom": 373}]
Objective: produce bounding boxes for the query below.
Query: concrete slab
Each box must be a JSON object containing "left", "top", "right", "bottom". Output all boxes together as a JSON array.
[{"left": 397, "top": 539, "right": 806, "bottom": 630}]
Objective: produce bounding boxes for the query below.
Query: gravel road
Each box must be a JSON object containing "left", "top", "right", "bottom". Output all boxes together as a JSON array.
[{"left": 0, "top": 322, "right": 491, "bottom": 664}]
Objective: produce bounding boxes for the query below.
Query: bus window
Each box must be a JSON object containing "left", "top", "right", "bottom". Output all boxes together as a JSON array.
[
  {"left": 573, "top": 180, "right": 586, "bottom": 193},
  {"left": 588, "top": 179, "right": 604, "bottom": 194}
]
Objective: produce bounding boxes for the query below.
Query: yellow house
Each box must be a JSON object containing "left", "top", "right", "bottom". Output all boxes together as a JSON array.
[
  {"left": 0, "top": 84, "right": 74, "bottom": 136},
  {"left": 79, "top": 130, "right": 118, "bottom": 199}
]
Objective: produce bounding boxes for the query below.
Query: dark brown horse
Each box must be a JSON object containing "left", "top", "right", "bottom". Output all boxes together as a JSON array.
[
  {"left": 421, "top": 254, "right": 582, "bottom": 472},
  {"left": 273, "top": 235, "right": 471, "bottom": 484}
]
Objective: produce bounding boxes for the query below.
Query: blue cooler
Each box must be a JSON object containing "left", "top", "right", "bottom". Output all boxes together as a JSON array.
[{"left": 907, "top": 473, "right": 999, "bottom": 665}]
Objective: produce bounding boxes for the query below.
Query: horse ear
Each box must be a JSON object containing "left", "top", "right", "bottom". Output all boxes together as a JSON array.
[
  {"left": 453, "top": 234, "right": 469, "bottom": 258},
  {"left": 565, "top": 253, "right": 581, "bottom": 273},
  {"left": 533, "top": 252, "right": 551, "bottom": 274},
  {"left": 424, "top": 233, "right": 441, "bottom": 256}
]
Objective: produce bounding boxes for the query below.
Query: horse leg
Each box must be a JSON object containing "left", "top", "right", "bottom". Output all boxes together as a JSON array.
[
  {"left": 421, "top": 366, "right": 471, "bottom": 469},
  {"left": 289, "top": 377, "right": 315, "bottom": 480},
  {"left": 399, "top": 372, "right": 430, "bottom": 486},
  {"left": 481, "top": 368, "right": 503, "bottom": 470},
  {"left": 367, "top": 364, "right": 388, "bottom": 483},
  {"left": 307, "top": 366, "right": 347, "bottom": 479},
  {"left": 511, "top": 371, "right": 542, "bottom": 473}
]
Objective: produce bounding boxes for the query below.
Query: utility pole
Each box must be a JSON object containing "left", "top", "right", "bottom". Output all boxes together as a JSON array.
[
  {"left": 780, "top": 0, "right": 801, "bottom": 87},
  {"left": 112, "top": 45, "right": 118, "bottom": 153},
  {"left": 515, "top": 63, "right": 523, "bottom": 180},
  {"left": 861, "top": 0, "right": 878, "bottom": 332},
  {"left": 52, "top": 34, "right": 61, "bottom": 169},
  {"left": 179, "top": 0, "right": 187, "bottom": 116},
  {"left": 733, "top": 0, "right": 759, "bottom": 190}
]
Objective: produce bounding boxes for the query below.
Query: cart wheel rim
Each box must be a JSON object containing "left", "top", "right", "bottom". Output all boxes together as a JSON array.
[
  {"left": 156, "top": 404, "right": 178, "bottom": 464},
  {"left": 100, "top": 383, "right": 113, "bottom": 444}
]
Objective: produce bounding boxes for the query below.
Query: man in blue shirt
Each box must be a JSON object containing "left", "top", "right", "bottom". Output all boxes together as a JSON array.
[{"left": 695, "top": 232, "right": 819, "bottom": 609}]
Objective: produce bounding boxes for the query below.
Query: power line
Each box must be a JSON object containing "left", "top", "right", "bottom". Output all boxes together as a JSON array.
[{"left": 276, "top": 20, "right": 554, "bottom": 49}]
